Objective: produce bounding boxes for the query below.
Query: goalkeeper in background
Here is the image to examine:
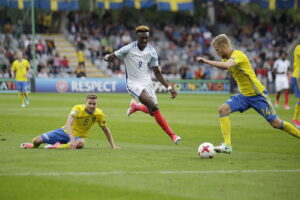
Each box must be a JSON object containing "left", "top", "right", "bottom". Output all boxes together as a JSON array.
[
  {"left": 11, "top": 51, "right": 31, "bottom": 107},
  {"left": 196, "top": 34, "right": 300, "bottom": 154},
  {"left": 21, "top": 94, "right": 118, "bottom": 150}
]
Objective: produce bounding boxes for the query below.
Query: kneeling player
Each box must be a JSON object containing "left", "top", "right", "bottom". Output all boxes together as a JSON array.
[{"left": 21, "top": 94, "right": 118, "bottom": 149}]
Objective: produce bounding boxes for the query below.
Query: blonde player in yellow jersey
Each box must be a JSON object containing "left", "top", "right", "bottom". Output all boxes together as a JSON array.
[
  {"left": 291, "top": 45, "right": 300, "bottom": 128},
  {"left": 196, "top": 34, "right": 300, "bottom": 154},
  {"left": 21, "top": 94, "right": 118, "bottom": 150},
  {"left": 11, "top": 51, "right": 31, "bottom": 107}
]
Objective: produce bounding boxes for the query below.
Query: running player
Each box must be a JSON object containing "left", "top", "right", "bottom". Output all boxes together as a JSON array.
[
  {"left": 196, "top": 34, "right": 300, "bottom": 154},
  {"left": 104, "top": 25, "right": 181, "bottom": 144},
  {"left": 11, "top": 51, "right": 31, "bottom": 107}
]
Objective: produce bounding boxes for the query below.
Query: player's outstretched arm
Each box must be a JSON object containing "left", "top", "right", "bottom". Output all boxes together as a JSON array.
[
  {"left": 195, "top": 56, "right": 236, "bottom": 70},
  {"left": 152, "top": 66, "right": 177, "bottom": 99},
  {"left": 104, "top": 53, "right": 118, "bottom": 62},
  {"left": 65, "top": 115, "right": 77, "bottom": 149},
  {"left": 101, "top": 125, "right": 119, "bottom": 149}
]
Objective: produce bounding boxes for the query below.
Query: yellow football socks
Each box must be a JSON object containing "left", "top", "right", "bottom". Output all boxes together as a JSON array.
[
  {"left": 18, "top": 93, "right": 25, "bottom": 105},
  {"left": 219, "top": 115, "right": 232, "bottom": 146},
  {"left": 293, "top": 103, "right": 300, "bottom": 120},
  {"left": 282, "top": 121, "right": 300, "bottom": 138},
  {"left": 57, "top": 143, "right": 71, "bottom": 149}
]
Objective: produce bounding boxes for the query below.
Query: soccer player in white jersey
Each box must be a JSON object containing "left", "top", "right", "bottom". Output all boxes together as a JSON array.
[
  {"left": 104, "top": 25, "right": 181, "bottom": 144},
  {"left": 273, "top": 51, "right": 291, "bottom": 109}
]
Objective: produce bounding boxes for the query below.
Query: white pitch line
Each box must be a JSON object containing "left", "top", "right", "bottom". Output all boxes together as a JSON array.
[{"left": 1, "top": 169, "right": 300, "bottom": 176}]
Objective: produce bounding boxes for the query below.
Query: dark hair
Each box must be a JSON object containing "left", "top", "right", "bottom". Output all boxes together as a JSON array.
[{"left": 86, "top": 94, "right": 97, "bottom": 100}]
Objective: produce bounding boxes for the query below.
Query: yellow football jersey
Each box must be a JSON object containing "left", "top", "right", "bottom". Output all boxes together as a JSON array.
[
  {"left": 292, "top": 45, "right": 300, "bottom": 78},
  {"left": 11, "top": 59, "right": 30, "bottom": 81},
  {"left": 223, "top": 50, "right": 265, "bottom": 96},
  {"left": 64, "top": 104, "right": 106, "bottom": 138}
]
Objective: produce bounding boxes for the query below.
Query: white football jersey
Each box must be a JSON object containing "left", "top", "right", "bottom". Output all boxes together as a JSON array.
[
  {"left": 115, "top": 41, "right": 159, "bottom": 84},
  {"left": 274, "top": 59, "right": 290, "bottom": 77}
]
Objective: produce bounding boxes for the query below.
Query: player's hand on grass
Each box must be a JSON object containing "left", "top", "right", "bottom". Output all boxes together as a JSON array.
[
  {"left": 70, "top": 141, "right": 77, "bottom": 149},
  {"left": 112, "top": 145, "right": 120, "bottom": 149}
]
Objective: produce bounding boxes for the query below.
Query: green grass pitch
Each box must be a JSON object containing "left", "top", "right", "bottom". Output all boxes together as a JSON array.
[{"left": 0, "top": 93, "right": 299, "bottom": 200}]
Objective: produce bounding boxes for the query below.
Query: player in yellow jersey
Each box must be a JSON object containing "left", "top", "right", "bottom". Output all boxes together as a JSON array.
[
  {"left": 11, "top": 51, "right": 31, "bottom": 107},
  {"left": 291, "top": 44, "right": 300, "bottom": 128},
  {"left": 20, "top": 94, "right": 118, "bottom": 149},
  {"left": 196, "top": 34, "right": 300, "bottom": 154},
  {"left": 76, "top": 48, "right": 85, "bottom": 71}
]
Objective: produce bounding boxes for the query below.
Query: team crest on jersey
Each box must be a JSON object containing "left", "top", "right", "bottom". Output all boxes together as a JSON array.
[{"left": 72, "top": 110, "right": 78, "bottom": 116}]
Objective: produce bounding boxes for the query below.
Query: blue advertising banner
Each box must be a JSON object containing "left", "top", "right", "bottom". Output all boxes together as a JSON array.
[
  {"left": 35, "top": 78, "right": 127, "bottom": 93},
  {"left": 34, "top": 78, "right": 229, "bottom": 94}
]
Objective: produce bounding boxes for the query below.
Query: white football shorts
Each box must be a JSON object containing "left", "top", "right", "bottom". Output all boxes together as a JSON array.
[
  {"left": 275, "top": 76, "right": 289, "bottom": 92},
  {"left": 126, "top": 82, "right": 157, "bottom": 104}
]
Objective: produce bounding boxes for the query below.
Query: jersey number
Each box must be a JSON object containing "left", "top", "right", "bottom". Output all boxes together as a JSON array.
[
  {"left": 138, "top": 61, "right": 142, "bottom": 68},
  {"left": 261, "top": 107, "right": 274, "bottom": 117}
]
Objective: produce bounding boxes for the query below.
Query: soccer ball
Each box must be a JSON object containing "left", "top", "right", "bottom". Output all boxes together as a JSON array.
[{"left": 198, "top": 142, "right": 215, "bottom": 158}]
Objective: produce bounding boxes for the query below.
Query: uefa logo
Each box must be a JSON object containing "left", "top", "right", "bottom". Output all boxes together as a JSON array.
[{"left": 56, "top": 80, "right": 68, "bottom": 93}]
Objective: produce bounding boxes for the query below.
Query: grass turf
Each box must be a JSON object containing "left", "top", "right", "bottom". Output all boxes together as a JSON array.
[{"left": 0, "top": 93, "right": 299, "bottom": 200}]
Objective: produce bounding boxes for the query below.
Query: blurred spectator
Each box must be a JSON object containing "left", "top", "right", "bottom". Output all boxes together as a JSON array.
[
  {"left": 37, "top": 67, "right": 49, "bottom": 78},
  {"left": 45, "top": 39, "right": 55, "bottom": 55},
  {"left": 61, "top": 56, "right": 69, "bottom": 70},
  {"left": 52, "top": 53, "right": 61, "bottom": 76},
  {"left": 1, "top": 68, "right": 10, "bottom": 78},
  {"left": 36, "top": 39, "right": 45, "bottom": 57}
]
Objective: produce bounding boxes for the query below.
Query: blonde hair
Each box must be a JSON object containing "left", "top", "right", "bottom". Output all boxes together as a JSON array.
[
  {"left": 212, "top": 34, "right": 232, "bottom": 48},
  {"left": 136, "top": 25, "right": 150, "bottom": 33}
]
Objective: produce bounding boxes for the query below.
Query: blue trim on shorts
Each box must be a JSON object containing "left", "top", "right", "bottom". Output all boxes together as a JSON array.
[
  {"left": 291, "top": 77, "right": 300, "bottom": 98},
  {"left": 225, "top": 91, "right": 277, "bottom": 122},
  {"left": 15, "top": 81, "right": 28, "bottom": 92},
  {"left": 40, "top": 128, "right": 82, "bottom": 144}
]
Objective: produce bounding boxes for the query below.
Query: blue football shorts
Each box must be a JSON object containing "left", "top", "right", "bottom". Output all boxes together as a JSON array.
[
  {"left": 291, "top": 77, "right": 300, "bottom": 98},
  {"left": 15, "top": 81, "right": 28, "bottom": 92},
  {"left": 225, "top": 90, "right": 277, "bottom": 122},
  {"left": 40, "top": 128, "right": 82, "bottom": 144}
]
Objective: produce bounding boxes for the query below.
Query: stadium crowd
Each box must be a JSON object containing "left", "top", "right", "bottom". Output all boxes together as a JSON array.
[{"left": 0, "top": 7, "right": 300, "bottom": 94}]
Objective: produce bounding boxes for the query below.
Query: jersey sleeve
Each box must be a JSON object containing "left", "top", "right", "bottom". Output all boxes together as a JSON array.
[
  {"left": 97, "top": 111, "right": 106, "bottom": 127},
  {"left": 69, "top": 105, "right": 80, "bottom": 118},
  {"left": 229, "top": 51, "right": 245, "bottom": 67},
  {"left": 149, "top": 50, "right": 159, "bottom": 67},
  {"left": 25, "top": 60, "right": 30, "bottom": 69},
  {"left": 115, "top": 43, "right": 132, "bottom": 58}
]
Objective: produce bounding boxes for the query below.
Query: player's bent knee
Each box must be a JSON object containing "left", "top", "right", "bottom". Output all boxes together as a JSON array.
[
  {"left": 218, "top": 106, "right": 229, "bottom": 116},
  {"left": 270, "top": 118, "right": 282, "bottom": 129}
]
